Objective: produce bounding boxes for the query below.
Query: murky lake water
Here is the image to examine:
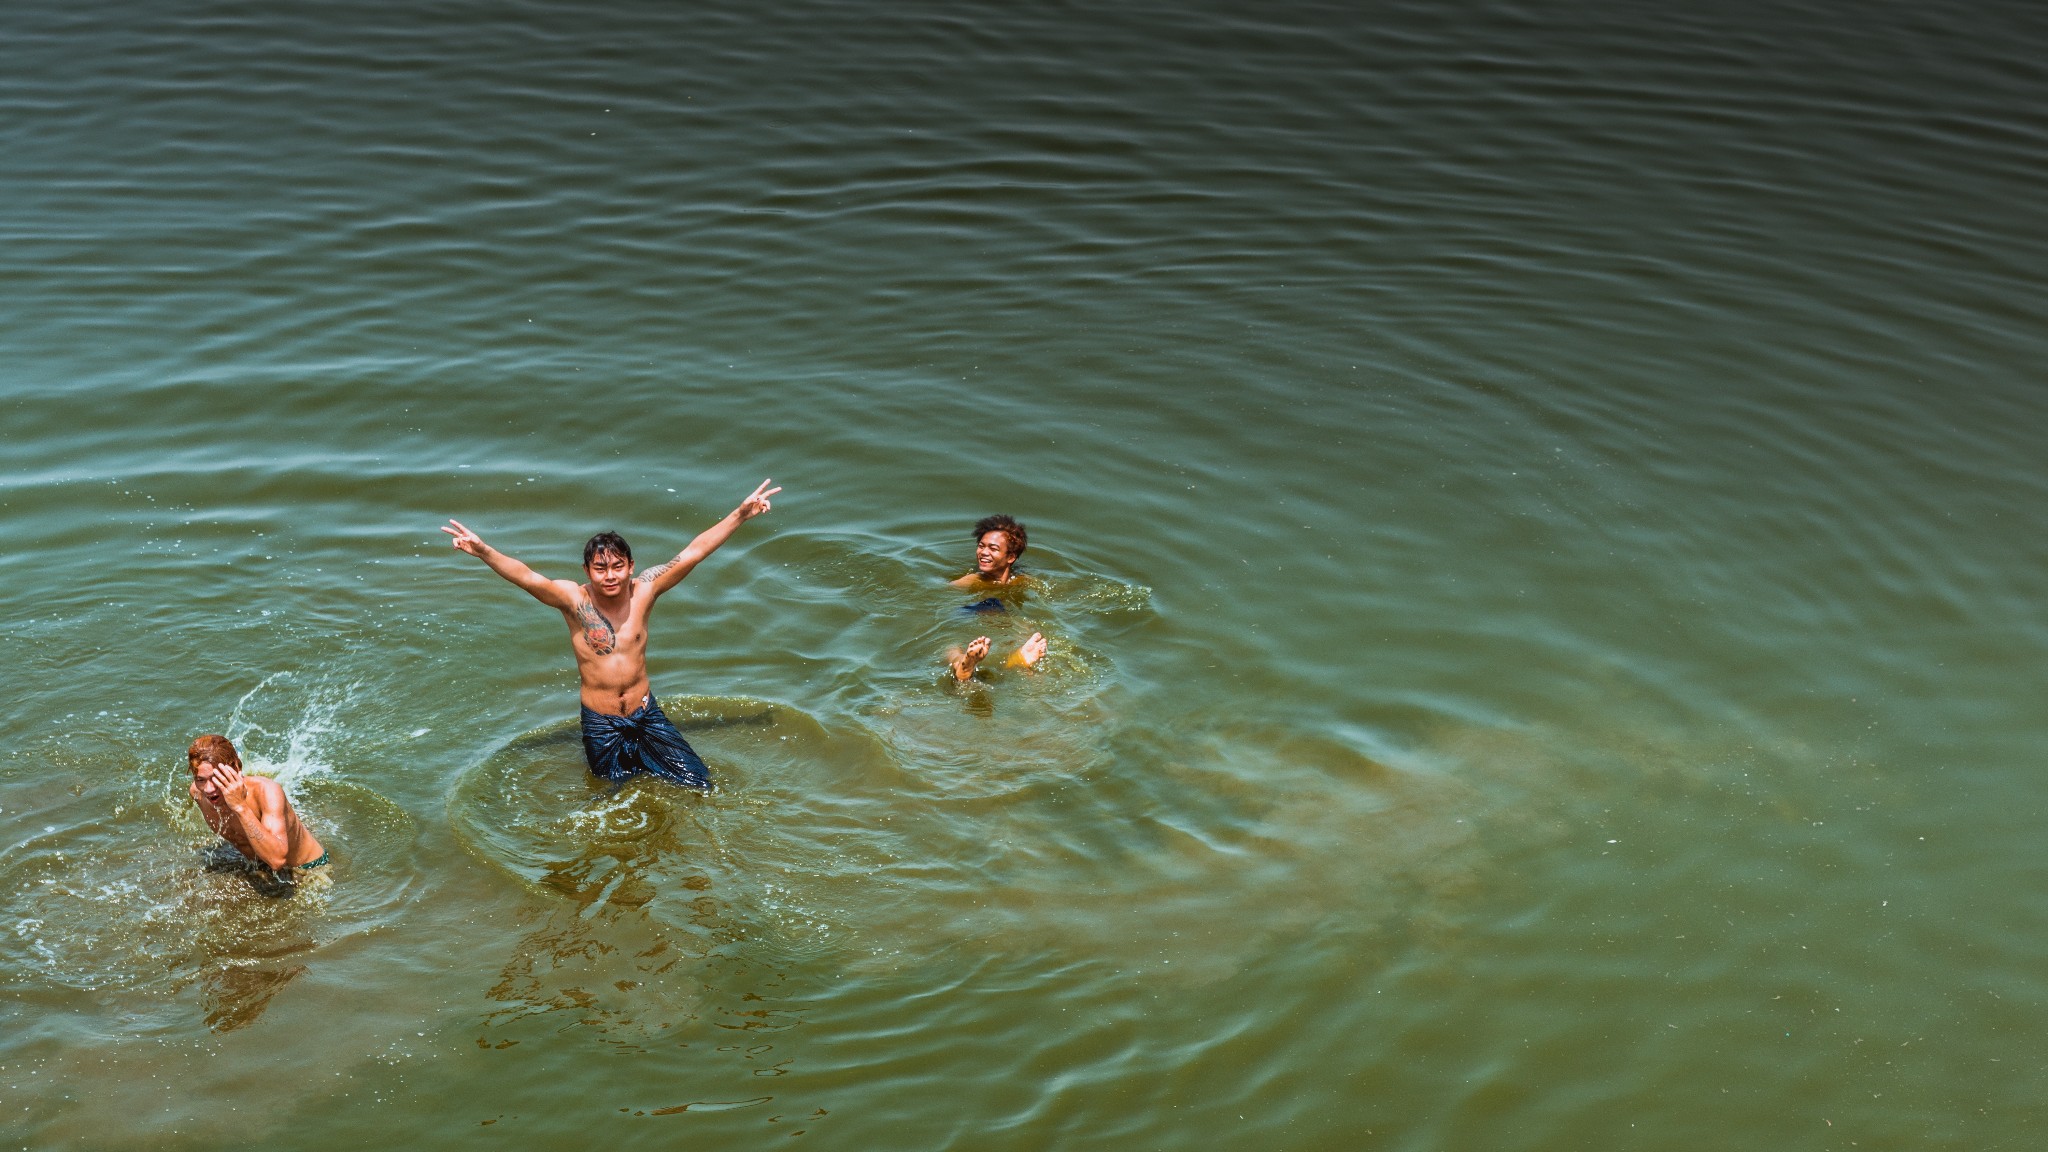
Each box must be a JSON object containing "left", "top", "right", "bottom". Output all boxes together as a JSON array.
[{"left": 5, "top": 0, "right": 2048, "bottom": 1147}]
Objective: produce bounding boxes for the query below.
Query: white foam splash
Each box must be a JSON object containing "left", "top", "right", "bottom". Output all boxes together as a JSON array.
[
  {"left": 224, "top": 671, "right": 361, "bottom": 786},
  {"left": 560, "top": 788, "right": 658, "bottom": 838}
]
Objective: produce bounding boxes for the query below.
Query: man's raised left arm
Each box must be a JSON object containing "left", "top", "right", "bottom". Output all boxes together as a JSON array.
[{"left": 639, "top": 479, "right": 781, "bottom": 598}]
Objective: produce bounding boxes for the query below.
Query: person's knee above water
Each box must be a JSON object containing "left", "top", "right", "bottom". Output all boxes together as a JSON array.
[
  {"left": 946, "top": 514, "right": 1046, "bottom": 682},
  {"left": 441, "top": 480, "right": 780, "bottom": 788},
  {"left": 187, "top": 734, "right": 327, "bottom": 874}
]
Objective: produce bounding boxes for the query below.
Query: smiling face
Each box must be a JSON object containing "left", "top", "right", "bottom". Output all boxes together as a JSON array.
[
  {"left": 584, "top": 549, "right": 634, "bottom": 597},
  {"left": 974, "top": 530, "right": 1017, "bottom": 579}
]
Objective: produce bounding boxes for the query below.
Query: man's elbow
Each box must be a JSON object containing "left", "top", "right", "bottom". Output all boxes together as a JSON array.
[{"left": 256, "top": 826, "right": 291, "bottom": 870}]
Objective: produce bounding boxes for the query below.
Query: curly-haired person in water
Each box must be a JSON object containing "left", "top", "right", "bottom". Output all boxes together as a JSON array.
[{"left": 946, "top": 513, "right": 1047, "bottom": 681}]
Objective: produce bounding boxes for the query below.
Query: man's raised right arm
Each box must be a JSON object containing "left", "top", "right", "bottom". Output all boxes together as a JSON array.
[{"left": 441, "top": 519, "right": 575, "bottom": 610}]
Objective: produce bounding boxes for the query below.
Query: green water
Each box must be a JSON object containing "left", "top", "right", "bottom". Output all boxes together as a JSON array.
[{"left": 5, "top": 0, "right": 2048, "bottom": 1147}]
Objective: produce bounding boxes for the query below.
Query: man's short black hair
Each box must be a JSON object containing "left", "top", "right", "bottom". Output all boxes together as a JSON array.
[
  {"left": 973, "top": 515, "right": 1026, "bottom": 560},
  {"left": 584, "top": 531, "right": 632, "bottom": 567}
]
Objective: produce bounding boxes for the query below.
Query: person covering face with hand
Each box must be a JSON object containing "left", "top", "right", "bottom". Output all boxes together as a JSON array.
[{"left": 187, "top": 734, "right": 327, "bottom": 878}]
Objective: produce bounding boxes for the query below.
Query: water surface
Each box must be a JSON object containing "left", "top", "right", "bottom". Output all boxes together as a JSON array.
[{"left": 5, "top": 0, "right": 2048, "bottom": 1147}]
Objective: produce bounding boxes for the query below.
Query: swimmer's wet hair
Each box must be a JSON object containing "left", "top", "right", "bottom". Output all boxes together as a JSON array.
[
  {"left": 974, "top": 514, "right": 1027, "bottom": 560},
  {"left": 188, "top": 734, "right": 240, "bottom": 769},
  {"left": 583, "top": 531, "right": 632, "bottom": 567}
]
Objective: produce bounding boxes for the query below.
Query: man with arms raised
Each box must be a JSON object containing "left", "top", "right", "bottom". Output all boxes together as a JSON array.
[
  {"left": 441, "top": 480, "right": 779, "bottom": 788},
  {"left": 188, "top": 734, "right": 327, "bottom": 880},
  {"left": 947, "top": 513, "right": 1047, "bottom": 681}
]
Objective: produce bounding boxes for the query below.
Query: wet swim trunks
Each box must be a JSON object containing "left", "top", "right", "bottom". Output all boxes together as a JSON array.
[
  {"left": 202, "top": 841, "right": 328, "bottom": 873},
  {"left": 961, "top": 597, "right": 1007, "bottom": 614},
  {"left": 580, "top": 694, "right": 712, "bottom": 789},
  {"left": 201, "top": 841, "right": 326, "bottom": 898}
]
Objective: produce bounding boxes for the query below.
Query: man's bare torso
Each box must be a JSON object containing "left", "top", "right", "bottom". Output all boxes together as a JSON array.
[
  {"left": 441, "top": 479, "right": 780, "bottom": 720},
  {"left": 190, "top": 777, "right": 324, "bottom": 868},
  {"left": 565, "top": 581, "right": 655, "bottom": 714}
]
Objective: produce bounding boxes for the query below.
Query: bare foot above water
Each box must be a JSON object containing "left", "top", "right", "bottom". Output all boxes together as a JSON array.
[
  {"left": 1010, "top": 631, "right": 1046, "bottom": 670},
  {"left": 949, "top": 635, "right": 992, "bottom": 681},
  {"left": 949, "top": 631, "right": 1044, "bottom": 680}
]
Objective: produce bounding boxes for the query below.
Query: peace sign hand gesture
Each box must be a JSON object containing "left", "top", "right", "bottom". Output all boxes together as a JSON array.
[
  {"left": 735, "top": 479, "right": 782, "bottom": 522},
  {"left": 441, "top": 519, "right": 488, "bottom": 557}
]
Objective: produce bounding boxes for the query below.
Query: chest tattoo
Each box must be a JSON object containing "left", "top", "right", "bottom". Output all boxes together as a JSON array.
[{"left": 575, "top": 599, "right": 619, "bottom": 655}]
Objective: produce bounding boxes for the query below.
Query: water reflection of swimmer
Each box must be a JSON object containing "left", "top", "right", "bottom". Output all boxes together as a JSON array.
[
  {"left": 946, "top": 514, "right": 1045, "bottom": 682},
  {"left": 202, "top": 959, "right": 309, "bottom": 1033},
  {"left": 187, "top": 735, "right": 328, "bottom": 894},
  {"left": 442, "top": 479, "right": 780, "bottom": 788}
]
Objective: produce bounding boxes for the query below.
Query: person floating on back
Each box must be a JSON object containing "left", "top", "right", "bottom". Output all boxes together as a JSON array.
[
  {"left": 440, "top": 480, "right": 779, "bottom": 789},
  {"left": 187, "top": 734, "right": 328, "bottom": 890},
  {"left": 946, "top": 514, "right": 1046, "bottom": 681}
]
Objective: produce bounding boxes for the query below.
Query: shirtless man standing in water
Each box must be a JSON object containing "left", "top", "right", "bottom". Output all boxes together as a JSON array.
[
  {"left": 188, "top": 734, "right": 327, "bottom": 876},
  {"left": 441, "top": 480, "right": 779, "bottom": 788},
  {"left": 947, "top": 513, "right": 1047, "bottom": 681}
]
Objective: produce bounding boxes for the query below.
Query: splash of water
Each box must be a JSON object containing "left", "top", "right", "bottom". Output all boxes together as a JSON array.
[{"left": 222, "top": 671, "right": 360, "bottom": 787}]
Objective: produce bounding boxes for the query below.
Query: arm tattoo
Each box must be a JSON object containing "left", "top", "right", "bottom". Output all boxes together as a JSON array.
[
  {"left": 636, "top": 559, "right": 679, "bottom": 585},
  {"left": 574, "top": 599, "right": 618, "bottom": 655}
]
